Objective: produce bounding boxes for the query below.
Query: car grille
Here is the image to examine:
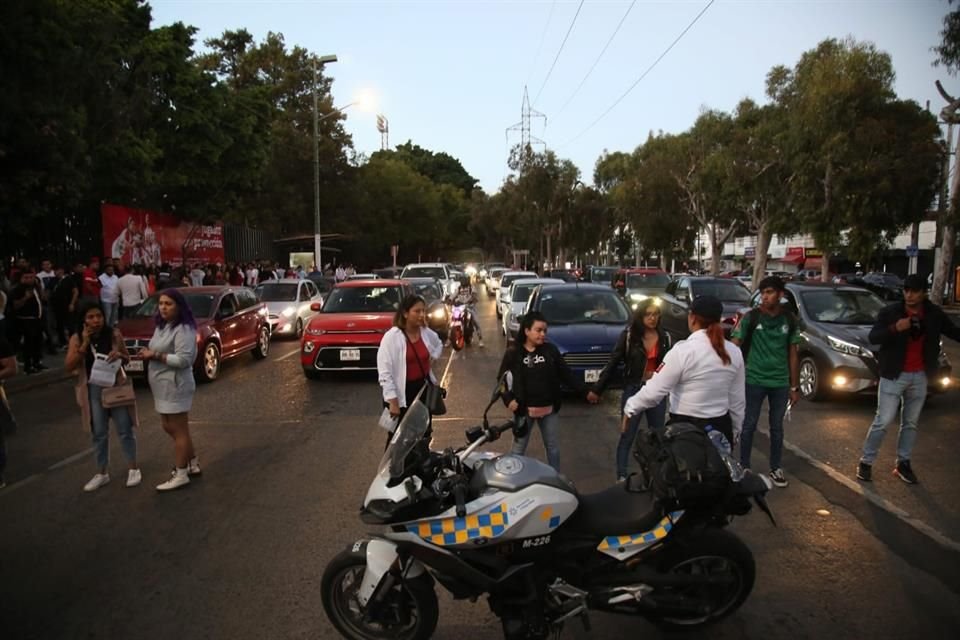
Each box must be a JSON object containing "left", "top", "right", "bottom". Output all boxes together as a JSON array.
[
  {"left": 124, "top": 338, "right": 149, "bottom": 355},
  {"left": 313, "top": 346, "right": 379, "bottom": 370},
  {"left": 562, "top": 353, "right": 611, "bottom": 368}
]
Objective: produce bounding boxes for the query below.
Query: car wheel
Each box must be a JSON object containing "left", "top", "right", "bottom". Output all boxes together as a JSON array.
[
  {"left": 252, "top": 326, "right": 270, "bottom": 360},
  {"left": 295, "top": 318, "right": 304, "bottom": 339},
  {"left": 197, "top": 343, "right": 221, "bottom": 383},
  {"left": 799, "top": 356, "right": 824, "bottom": 401}
]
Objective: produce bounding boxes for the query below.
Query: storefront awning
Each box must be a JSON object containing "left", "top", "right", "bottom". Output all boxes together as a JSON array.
[
  {"left": 781, "top": 254, "right": 805, "bottom": 264},
  {"left": 804, "top": 257, "right": 823, "bottom": 269}
]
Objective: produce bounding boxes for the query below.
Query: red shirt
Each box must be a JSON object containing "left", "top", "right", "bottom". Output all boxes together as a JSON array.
[
  {"left": 82, "top": 267, "right": 101, "bottom": 297},
  {"left": 903, "top": 307, "right": 925, "bottom": 373},
  {"left": 405, "top": 337, "right": 430, "bottom": 382},
  {"left": 644, "top": 340, "right": 659, "bottom": 376}
]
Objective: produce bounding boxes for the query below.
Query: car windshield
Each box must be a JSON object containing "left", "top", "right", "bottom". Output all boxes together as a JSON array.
[
  {"left": 800, "top": 289, "right": 885, "bottom": 324},
  {"left": 323, "top": 286, "right": 402, "bottom": 313},
  {"left": 691, "top": 280, "right": 751, "bottom": 303},
  {"left": 255, "top": 283, "right": 299, "bottom": 302},
  {"left": 511, "top": 284, "right": 537, "bottom": 304},
  {"left": 410, "top": 281, "right": 443, "bottom": 302},
  {"left": 501, "top": 274, "right": 535, "bottom": 292},
  {"left": 402, "top": 266, "right": 445, "bottom": 279},
  {"left": 591, "top": 267, "right": 618, "bottom": 282},
  {"left": 627, "top": 273, "right": 670, "bottom": 288},
  {"left": 134, "top": 293, "right": 216, "bottom": 319},
  {"left": 537, "top": 289, "right": 630, "bottom": 325},
  {"left": 379, "top": 393, "right": 430, "bottom": 480}
]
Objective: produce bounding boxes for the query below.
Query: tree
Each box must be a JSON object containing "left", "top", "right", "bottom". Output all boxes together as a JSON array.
[
  {"left": 769, "top": 38, "right": 942, "bottom": 281},
  {"left": 374, "top": 142, "right": 478, "bottom": 198},
  {"left": 933, "top": 2, "right": 960, "bottom": 302}
]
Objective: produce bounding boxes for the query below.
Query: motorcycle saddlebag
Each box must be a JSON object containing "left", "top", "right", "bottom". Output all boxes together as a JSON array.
[{"left": 633, "top": 422, "right": 731, "bottom": 509}]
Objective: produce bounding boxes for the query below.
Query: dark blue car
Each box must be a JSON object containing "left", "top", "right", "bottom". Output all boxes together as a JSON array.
[{"left": 525, "top": 283, "right": 631, "bottom": 387}]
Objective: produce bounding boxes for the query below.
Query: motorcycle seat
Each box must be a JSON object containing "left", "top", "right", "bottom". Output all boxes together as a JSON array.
[{"left": 564, "top": 484, "right": 664, "bottom": 537}]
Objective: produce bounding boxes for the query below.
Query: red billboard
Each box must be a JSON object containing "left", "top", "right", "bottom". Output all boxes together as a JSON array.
[{"left": 101, "top": 203, "right": 225, "bottom": 267}]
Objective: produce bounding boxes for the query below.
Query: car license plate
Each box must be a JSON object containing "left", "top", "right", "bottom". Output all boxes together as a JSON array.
[
  {"left": 124, "top": 359, "right": 144, "bottom": 372},
  {"left": 340, "top": 349, "right": 360, "bottom": 362},
  {"left": 584, "top": 369, "right": 600, "bottom": 383}
]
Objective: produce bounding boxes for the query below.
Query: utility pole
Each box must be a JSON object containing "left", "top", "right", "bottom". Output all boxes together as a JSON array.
[
  {"left": 933, "top": 81, "right": 960, "bottom": 303},
  {"left": 313, "top": 54, "right": 338, "bottom": 274}
]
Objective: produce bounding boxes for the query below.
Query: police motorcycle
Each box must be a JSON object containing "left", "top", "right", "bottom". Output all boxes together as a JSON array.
[{"left": 321, "top": 380, "right": 776, "bottom": 640}]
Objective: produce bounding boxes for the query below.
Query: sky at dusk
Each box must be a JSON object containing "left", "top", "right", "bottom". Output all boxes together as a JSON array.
[{"left": 150, "top": 0, "right": 959, "bottom": 192}]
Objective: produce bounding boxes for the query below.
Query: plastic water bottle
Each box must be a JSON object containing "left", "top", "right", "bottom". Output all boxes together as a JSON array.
[
  {"left": 705, "top": 426, "right": 745, "bottom": 481},
  {"left": 704, "top": 425, "right": 731, "bottom": 455}
]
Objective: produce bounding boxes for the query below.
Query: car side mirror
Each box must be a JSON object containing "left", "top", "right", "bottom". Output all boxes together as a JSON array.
[{"left": 310, "top": 302, "right": 322, "bottom": 312}]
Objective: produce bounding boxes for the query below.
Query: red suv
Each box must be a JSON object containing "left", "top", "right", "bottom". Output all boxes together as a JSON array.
[
  {"left": 300, "top": 279, "right": 412, "bottom": 379},
  {"left": 119, "top": 286, "right": 271, "bottom": 382}
]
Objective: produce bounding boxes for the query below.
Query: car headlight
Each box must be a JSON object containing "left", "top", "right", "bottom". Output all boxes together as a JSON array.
[
  {"left": 305, "top": 327, "right": 326, "bottom": 336},
  {"left": 827, "top": 335, "right": 868, "bottom": 357},
  {"left": 465, "top": 266, "right": 477, "bottom": 276},
  {"left": 281, "top": 306, "right": 296, "bottom": 318},
  {"left": 430, "top": 308, "right": 446, "bottom": 319},
  {"left": 479, "top": 269, "right": 487, "bottom": 277},
  {"left": 629, "top": 293, "right": 649, "bottom": 302}
]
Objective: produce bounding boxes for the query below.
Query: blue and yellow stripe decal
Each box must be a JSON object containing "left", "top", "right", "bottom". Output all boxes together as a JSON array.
[
  {"left": 407, "top": 503, "right": 510, "bottom": 546},
  {"left": 598, "top": 511, "right": 684, "bottom": 552}
]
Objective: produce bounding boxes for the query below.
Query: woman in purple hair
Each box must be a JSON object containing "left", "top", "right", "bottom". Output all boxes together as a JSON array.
[{"left": 139, "top": 288, "right": 201, "bottom": 491}]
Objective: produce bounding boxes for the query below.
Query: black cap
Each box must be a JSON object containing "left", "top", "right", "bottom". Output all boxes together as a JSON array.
[
  {"left": 690, "top": 295, "right": 723, "bottom": 322},
  {"left": 903, "top": 274, "right": 926, "bottom": 291}
]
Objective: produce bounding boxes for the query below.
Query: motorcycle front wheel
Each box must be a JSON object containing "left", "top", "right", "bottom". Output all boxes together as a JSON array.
[
  {"left": 650, "top": 528, "right": 755, "bottom": 629},
  {"left": 321, "top": 548, "right": 439, "bottom": 640}
]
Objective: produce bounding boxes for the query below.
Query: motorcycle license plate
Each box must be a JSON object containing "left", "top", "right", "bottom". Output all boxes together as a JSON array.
[
  {"left": 124, "top": 360, "right": 144, "bottom": 372},
  {"left": 584, "top": 369, "right": 600, "bottom": 383},
  {"left": 339, "top": 349, "right": 360, "bottom": 362}
]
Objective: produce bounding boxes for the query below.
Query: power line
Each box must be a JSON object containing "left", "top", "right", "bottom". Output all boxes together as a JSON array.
[
  {"left": 553, "top": 0, "right": 637, "bottom": 121},
  {"left": 532, "top": 0, "right": 586, "bottom": 107},
  {"left": 555, "top": 0, "right": 716, "bottom": 149},
  {"left": 525, "top": 0, "right": 557, "bottom": 88}
]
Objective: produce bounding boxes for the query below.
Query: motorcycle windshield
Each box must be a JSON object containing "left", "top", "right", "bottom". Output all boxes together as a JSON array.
[{"left": 378, "top": 392, "right": 430, "bottom": 479}]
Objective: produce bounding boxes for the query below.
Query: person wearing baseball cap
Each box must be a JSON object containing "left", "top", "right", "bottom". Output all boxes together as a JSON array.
[
  {"left": 858, "top": 273, "right": 960, "bottom": 484},
  {"left": 623, "top": 295, "right": 746, "bottom": 445}
]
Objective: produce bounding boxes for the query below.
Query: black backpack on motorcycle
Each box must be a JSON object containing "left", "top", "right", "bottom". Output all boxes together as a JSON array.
[{"left": 633, "top": 422, "right": 731, "bottom": 508}]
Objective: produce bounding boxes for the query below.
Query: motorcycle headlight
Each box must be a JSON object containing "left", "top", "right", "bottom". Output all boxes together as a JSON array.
[
  {"left": 431, "top": 308, "right": 446, "bottom": 319},
  {"left": 281, "top": 306, "right": 296, "bottom": 318},
  {"left": 827, "top": 335, "right": 868, "bottom": 357},
  {"left": 479, "top": 269, "right": 488, "bottom": 277},
  {"left": 629, "top": 293, "right": 649, "bottom": 302}
]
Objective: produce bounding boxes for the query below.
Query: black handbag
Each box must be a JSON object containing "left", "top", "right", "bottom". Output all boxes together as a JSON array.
[{"left": 405, "top": 333, "right": 447, "bottom": 416}]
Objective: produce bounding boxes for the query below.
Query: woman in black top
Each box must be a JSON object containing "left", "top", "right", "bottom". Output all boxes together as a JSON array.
[
  {"left": 587, "top": 300, "right": 671, "bottom": 481},
  {"left": 497, "top": 311, "right": 589, "bottom": 471}
]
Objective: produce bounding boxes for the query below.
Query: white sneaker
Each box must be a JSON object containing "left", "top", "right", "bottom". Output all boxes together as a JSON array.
[
  {"left": 156, "top": 469, "right": 190, "bottom": 492},
  {"left": 478, "top": 339, "right": 485, "bottom": 347},
  {"left": 126, "top": 469, "right": 142, "bottom": 487},
  {"left": 84, "top": 473, "right": 110, "bottom": 492},
  {"left": 188, "top": 457, "right": 202, "bottom": 476}
]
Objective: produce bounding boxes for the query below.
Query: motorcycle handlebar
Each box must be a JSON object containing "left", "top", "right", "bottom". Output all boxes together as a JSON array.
[{"left": 452, "top": 480, "right": 467, "bottom": 518}]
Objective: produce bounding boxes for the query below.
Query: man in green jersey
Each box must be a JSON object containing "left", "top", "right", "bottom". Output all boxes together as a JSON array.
[{"left": 731, "top": 276, "right": 802, "bottom": 487}]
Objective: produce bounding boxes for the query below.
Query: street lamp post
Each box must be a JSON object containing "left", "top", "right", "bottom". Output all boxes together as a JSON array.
[{"left": 313, "top": 54, "right": 337, "bottom": 273}]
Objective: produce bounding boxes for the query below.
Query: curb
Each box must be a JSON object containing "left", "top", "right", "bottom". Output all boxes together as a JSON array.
[{"left": 4, "top": 367, "right": 73, "bottom": 394}]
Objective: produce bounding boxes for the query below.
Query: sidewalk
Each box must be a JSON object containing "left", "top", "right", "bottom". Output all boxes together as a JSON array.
[{"left": 4, "top": 363, "right": 72, "bottom": 394}]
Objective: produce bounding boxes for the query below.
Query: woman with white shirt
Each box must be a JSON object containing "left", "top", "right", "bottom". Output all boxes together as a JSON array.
[
  {"left": 623, "top": 295, "right": 745, "bottom": 444},
  {"left": 138, "top": 288, "right": 201, "bottom": 491},
  {"left": 377, "top": 294, "right": 443, "bottom": 445}
]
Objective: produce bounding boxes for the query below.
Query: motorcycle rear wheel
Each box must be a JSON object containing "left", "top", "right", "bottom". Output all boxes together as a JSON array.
[
  {"left": 650, "top": 528, "right": 755, "bottom": 629},
  {"left": 321, "top": 548, "right": 438, "bottom": 640},
  {"left": 451, "top": 328, "right": 464, "bottom": 351}
]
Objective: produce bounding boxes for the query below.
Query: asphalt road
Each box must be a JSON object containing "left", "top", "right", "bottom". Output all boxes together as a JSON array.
[{"left": 2, "top": 291, "right": 960, "bottom": 639}]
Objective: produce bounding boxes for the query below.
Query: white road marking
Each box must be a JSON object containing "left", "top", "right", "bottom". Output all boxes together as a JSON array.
[
  {"left": 48, "top": 448, "right": 94, "bottom": 470},
  {"left": 758, "top": 424, "right": 960, "bottom": 553},
  {"left": 439, "top": 349, "right": 457, "bottom": 389},
  {"left": 431, "top": 417, "right": 465, "bottom": 422},
  {"left": 273, "top": 347, "right": 301, "bottom": 362}
]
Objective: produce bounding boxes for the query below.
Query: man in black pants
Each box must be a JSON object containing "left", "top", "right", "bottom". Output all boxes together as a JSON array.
[{"left": 10, "top": 270, "right": 45, "bottom": 374}]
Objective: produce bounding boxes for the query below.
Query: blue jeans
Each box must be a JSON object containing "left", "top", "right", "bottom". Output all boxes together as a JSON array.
[
  {"left": 617, "top": 383, "right": 667, "bottom": 478},
  {"left": 739, "top": 383, "right": 790, "bottom": 471},
  {"left": 512, "top": 412, "right": 561, "bottom": 470},
  {"left": 102, "top": 302, "right": 118, "bottom": 327},
  {"left": 88, "top": 383, "right": 137, "bottom": 469},
  {"left": 860, "top": 372, "right": 927, "bottom": 465}
]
